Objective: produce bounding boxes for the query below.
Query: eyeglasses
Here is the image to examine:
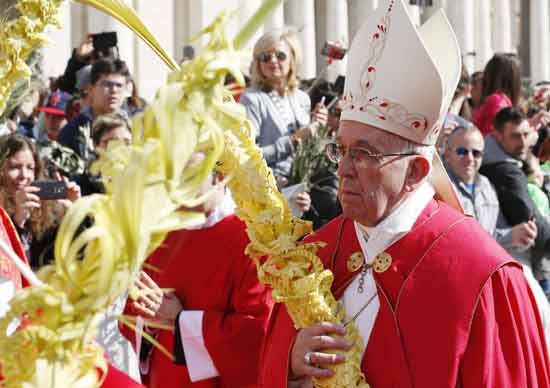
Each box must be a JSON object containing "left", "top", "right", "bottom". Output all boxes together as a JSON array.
[
  {"left": 98, "top": 80, "right": 125, "bottom": 91},
  {"left": 455, "top": 146, "right": 483, "bottom": 159},
  {"left": 325, "top": 142, "right": 416, "bottom": 168},
  {"left": 257, "top": 51, "right": 288, "bottom": 63}
]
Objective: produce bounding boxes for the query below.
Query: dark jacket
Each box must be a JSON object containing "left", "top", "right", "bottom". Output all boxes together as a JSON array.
[
  {"left": 58, "top": 50, "right": 89, "bottom": 95},
  {"left": 303, "top": 169, "right": 341, "bottom": 230},
  {"left": 58, "top": 107, "right": 94, "bottom": 160},
  {"left": 480, "top": 135, "right": 550, "bottom": 258}
]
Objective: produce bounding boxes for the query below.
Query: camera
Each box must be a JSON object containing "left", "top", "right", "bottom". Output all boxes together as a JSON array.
[
  {"left": 321, "top": 41, "right": 347, "bottom": 61},
  {"left": 32, "top": 181, "right": 68, "bottom": 200},
  {"left": 92, "top": 32, "right": 119, "bottom": 60}
]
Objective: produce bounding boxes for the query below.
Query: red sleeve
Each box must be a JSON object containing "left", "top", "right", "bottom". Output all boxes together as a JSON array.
[
  {"left": 101, "top": 363, "right": 144, "bottom": 388},
  {"left": 0, "top": 207, "right": 30, "bottom": 288},
  {"left": 459, "top": 264, "right": 550, "bottom": 387},
  {"left": 202, "top": 259, "right": 273, "bottom": 387},
  {"left": 118, "top": 238, "right": 169, "bottom": 348}
]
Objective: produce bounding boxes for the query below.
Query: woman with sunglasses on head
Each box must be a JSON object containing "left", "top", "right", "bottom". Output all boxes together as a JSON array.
[{"left": 240, "top": 28, "right": 328, "bottom": 213}]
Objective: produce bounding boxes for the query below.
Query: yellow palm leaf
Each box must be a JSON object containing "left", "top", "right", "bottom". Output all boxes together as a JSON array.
[{"left": 72, "top": 0, "right": 179, "bottom": 71}]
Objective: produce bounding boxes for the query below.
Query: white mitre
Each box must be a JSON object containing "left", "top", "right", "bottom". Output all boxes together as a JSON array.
[{"left": 341, "top": 0, "right": 464, "bottom": 212}]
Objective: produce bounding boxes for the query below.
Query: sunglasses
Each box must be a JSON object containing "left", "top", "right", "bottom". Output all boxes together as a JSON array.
[
  {"left": 257, "top": 51, "right": 288, "bottom": 63},
  {"left": 455, "top": 146, "right": 483, "bottom": 159}
]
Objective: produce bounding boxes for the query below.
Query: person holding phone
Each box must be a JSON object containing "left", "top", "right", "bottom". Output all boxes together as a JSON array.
[
  {"left": 0, "top": 134, "right": 80, "bottom": 268},
  {"left": 240, "top": 28, "right": 328, "bottom": 214}
]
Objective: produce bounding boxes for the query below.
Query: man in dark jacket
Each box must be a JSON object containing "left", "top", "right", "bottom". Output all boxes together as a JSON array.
[
  {"left": 58, "top": 59, "right": 129, "bottom": 160},
  {"left": 480, "top": 107, "right": 550, "bottom": 269}
]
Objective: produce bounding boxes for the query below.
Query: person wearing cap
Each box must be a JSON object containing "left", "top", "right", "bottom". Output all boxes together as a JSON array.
[
  {"left": 36, "top": 90, "right": 71, "bottom": 142},
  {"left": 260, "top": 1, "right": 550, "bottom": 387}
]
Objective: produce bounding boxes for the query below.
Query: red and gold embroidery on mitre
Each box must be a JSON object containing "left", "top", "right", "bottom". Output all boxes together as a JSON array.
[{"left": 341, "top": 0, "right": 432, "bottom": 139}]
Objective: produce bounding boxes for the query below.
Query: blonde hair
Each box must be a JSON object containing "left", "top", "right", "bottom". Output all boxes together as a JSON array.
[{"left": 251, "top": 27, "right": 302, "bottom": 93}]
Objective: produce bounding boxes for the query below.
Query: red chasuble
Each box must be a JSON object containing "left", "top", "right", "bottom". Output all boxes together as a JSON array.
[
  {"left": 124, "top": 215, "right": 273, "bottom": 388},
  {"left": 101, "top": 363, "right": 144, "bottom": 388},
  {"left": 0, "top": 207, "right": 30, "bottom": 289},
  {"left": 261, "top": 200, "right": 550, "bottom": 387}
]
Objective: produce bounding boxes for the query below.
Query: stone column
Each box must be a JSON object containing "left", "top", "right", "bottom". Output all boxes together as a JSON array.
[
  {"left": 86, "top": 0, "right": 135, "bottom": 74},
  {"left": 511, "top": 0, "right": 522, "bottom": 51},
  {"left": 475, "top": 0, "right": 493, "bottom": 71},
  {"left": 265, "top": 1, "right": 285, "bottom": 31},
  {"left": 239, "top": 0, "right": 265, "bottom": 50},
  {"left": 70, "top": 2, "right": 88, "bottom": 49},
  {"left": 42, "top": 1, "right": 73, "bottom": 80},
  {"left": 285, "top": 0, "right": 316, "bottom": 79},
  {"left": 530, "top": 0, "right": 550, "bottom": 83},
  {"left": 348, "top": 0, "right": 378, "bottom": 38},
  {"left": 185, "top": 0, "right": 239, "bottom": 48},
  {"left": 492, "top": 0, "right": 513, "bottom": 53},
  {"left": 446, "top": 0, "right": 476, "bottom": 73},
  {"left": 132, "top": 0, "right": 175, "bottom": 101},
  {"left": 421, "top": 0, "right": 447, "bottom": 22},
  {"left": 407, "top": 4, "right": 422, "bottom": 27},
  {"left": 324, "top": 0, "right": 349, "bottom": 82}
]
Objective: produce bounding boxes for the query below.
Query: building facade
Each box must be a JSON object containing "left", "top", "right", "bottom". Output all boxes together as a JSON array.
[{"left": 42, "top": 0, "right": 550, "bottom": 100}]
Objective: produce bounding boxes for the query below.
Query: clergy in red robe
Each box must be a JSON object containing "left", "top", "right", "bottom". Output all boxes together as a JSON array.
[
  {"left": 0, "top": 206, "right": 30, "bottom": 314},
  {"left": 122, "top": 167, "right": 273, "bottom": 388},
  {"left": 260, "top": 0, "right": 550, "bottom": 387},
  {"left": 0, "top": 206, "right": 143, "bottom": 387},
  {"left": 101, "top": 363, "right": 145, "bottom": 388}
]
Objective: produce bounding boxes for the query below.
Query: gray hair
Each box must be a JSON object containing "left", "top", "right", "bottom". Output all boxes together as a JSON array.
[{"left": 378, "top": 132, "right": 435, "bottom": 168}]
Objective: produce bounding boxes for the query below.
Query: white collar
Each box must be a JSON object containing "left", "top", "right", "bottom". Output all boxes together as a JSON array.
[
  {"left": 187, "top": 190, "right": 236, "bottom": 230},
  {"left": 354, "top": 181, "right": 435, "bottom": 262}
]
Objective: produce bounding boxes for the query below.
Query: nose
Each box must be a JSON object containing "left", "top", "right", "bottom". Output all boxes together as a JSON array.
[
  {"left": 22, "top": 167, "right": 33, "bottom": 180},
  {"left": 463, "top": 151, "right": 475, "bottom": 163},
  {"left": 268, "top": 54, "right": 278, "bottom": 64}
]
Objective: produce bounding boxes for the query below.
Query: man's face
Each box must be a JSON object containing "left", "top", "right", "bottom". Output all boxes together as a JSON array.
[
  {"left": 44, "top": 113, "right": 67, "bottom": 141},
  {"left": 444, "top": 130, "right": 484, "bottom": 184},
  {"left": 495, "top": 120, "right": 531, "bottom": 160},
  {"left": 89, "top": 73, "right": 126, "bottom": 115},
  {"left": 336, "top": 120, "right": 415, "bottom": 227}
]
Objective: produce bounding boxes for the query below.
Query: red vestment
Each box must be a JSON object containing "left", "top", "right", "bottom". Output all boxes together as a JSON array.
[
  {"left": 101, "top": 363, "right": 145, "bottom": 388},
  {"left": 261, "top": 200, "right": 550, "bottom": 387},
  {"left": 123, "top": 215, "right": 273, "bottom": 388},
  {"left": 0, "top": 207, "right": 30, "bottom": 289}
]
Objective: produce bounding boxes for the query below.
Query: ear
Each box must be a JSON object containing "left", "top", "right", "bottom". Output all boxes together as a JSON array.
[
  {"left": 443, "top": 147, "right": 451, "bottom": 162},
  {"left": 492, "top": 129, "right": 503, "bottom": 143},
  {"left": 405, "top": 156, "right": 431, "bottom": 191},
  {"left": 87, "top": 84, "right": 95, "bottom": 98}
]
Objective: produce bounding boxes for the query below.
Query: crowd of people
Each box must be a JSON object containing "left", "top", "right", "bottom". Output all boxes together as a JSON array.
[{"left": 0, "top": 0, "right": 550, "bottom": 386}]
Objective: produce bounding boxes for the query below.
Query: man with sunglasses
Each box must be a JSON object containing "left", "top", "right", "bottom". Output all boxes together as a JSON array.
[
  {"left": 444, "top": 126, "right": 538, "bottom": 250},
  {"left": 260, "top": 1, "right": 550, "bottom": 387}
]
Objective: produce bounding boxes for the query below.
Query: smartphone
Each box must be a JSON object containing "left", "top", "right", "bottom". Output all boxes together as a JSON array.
[
  {"left": 92, "top": 32, "right": 118, "bottom": 52},
  {"left": 32, "top": 181, "right": 68, "bottom": 200}
]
